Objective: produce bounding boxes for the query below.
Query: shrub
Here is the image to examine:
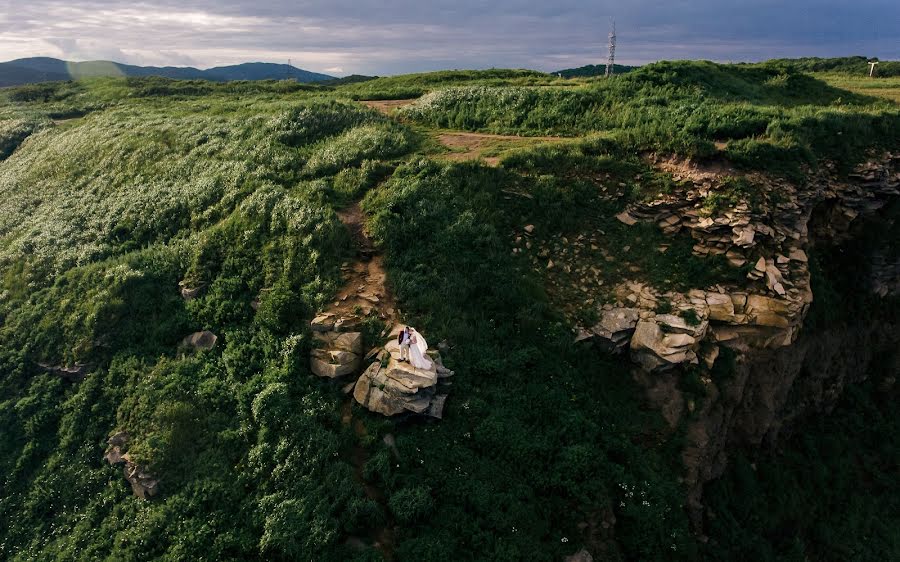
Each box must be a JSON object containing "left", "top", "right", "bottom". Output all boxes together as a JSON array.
[{"left": 388, "top": 486, "right": 435, "bottom": 524}]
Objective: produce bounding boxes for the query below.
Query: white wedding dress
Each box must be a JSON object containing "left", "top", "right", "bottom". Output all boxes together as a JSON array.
[{"left": 408, "top": 330, "right": 433, "bottom": 370}]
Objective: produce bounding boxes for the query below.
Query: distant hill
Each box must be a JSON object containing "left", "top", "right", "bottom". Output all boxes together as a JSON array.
[
  {"left": 0, "top": 57, "right": 334, "bottom": 87},
  {"left": 320, "top": 74, "right": 378, "bottom": 86},
  {"left": 553, "top": 63, "right": 639, "bottom": 78}
]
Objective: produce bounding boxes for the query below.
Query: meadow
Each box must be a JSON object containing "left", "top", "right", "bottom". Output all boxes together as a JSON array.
[{"left": 0, "top": 60, "right": 897, "bottom": 560}]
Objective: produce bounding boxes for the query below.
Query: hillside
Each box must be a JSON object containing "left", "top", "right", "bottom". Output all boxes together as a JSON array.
[
  {"left": 0, "top": 62, "right": 898, "bottom": 560},
  {"left": 0, "top": 57, "right": 334, "bottom": 87}
]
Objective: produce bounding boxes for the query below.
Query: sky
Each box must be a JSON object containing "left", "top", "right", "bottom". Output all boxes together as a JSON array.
[{"left": 0, "top": 0, "right": 897, "bottom": 75}]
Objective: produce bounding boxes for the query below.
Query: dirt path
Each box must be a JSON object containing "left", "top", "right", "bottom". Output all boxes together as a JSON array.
[
  {"left": 437, "top": 131, "right": 567, "bottom": 166},
  {"left": 332, "top": 202, "right": 396, "bottom": 320},
  {"left": 360, "top": 99, "right": 416, "bottom": 115},
  {"left": 359, "top": 98, "right": 571, "bottom": 166},
  {"left": 328, "top": 200, "right": 398, "bottom": 559}
]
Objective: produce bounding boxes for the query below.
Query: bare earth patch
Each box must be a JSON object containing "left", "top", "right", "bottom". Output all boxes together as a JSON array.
[
  {"left": 437, "top": 132, "right": 566, "bottom": 166},
  {"left": 360, "top": 99, "right": 417, "bottom": 115},
  {"left": 648, "top": 153, "right": 737, "bottom": 182}
]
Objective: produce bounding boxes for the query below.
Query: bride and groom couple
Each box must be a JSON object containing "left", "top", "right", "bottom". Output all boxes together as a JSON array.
[{"left": 397, "top": 326, "right": 432, "bottom": 370}]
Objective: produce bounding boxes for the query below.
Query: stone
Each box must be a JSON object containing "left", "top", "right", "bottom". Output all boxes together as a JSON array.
[
  {"left": 353, "top": 333, "right": 445, "bottom": 418},
  {"left": 615, "top": 211, "right": 638, "bottom": 226},
  {"left": 701, "top": 344, "right": 720, "bottom": 369},
  {"left": 334, "top": 316, "right": 363, "bottom": 332},
  {"left": 706, "top": 292, "right": 736, "bottom": 322},
  {"left": 590, "top": 307, "right": 640, "bottom": 352},
  {"left": 733, "top": 225, "right": 755, "bottom": 247},
  {"left": 631, "top": 321, "right": 685, "bottom": 371},
  {"left": 425, "top": 394, "right": 448, "bottom": 419},
  {"left": 332, "top": 332, "right": 364, "bottom": 355},
  {"left": 745, "top": 294, "right": 792, "bottom": 328},
  {"left": 754, "top": 256, "right": 767, "bottom": 273},
  {"left": 38, "top": 362, "right": 90, "bottom": 382},
  {"left": 104, "top": 433, "right": 159, "bottom": 499},
  {"left": 310, "top": 314, "right": 335, "bottom": 332},
  {"left": 726, "top": 249, "right": 747, "bottom": 267},
  {"left": 524, "top": 224, "right": 535, "bottom": 234},
  {"left": 121, "top": 454, "right": 160, "bottom": 499},
  {"left": 181, "top": 330, "right": 217, "bottom": 351},
  {"left": 311, "top": 355, "right": 359, "bottom": 378},
  {"left": 789, "top": 248, "right": 808, "bottom": 263},
  {"left": 662, "top": 333, "right": 696, "bottom": 349}
]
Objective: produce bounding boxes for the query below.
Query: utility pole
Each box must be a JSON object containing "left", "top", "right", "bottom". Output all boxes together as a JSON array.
[
  {"left": 868, "top": 60, "right": 879, "bottom": 77},
  {"left": 605, "top": 19, "right": 617, "bottom": 78}
]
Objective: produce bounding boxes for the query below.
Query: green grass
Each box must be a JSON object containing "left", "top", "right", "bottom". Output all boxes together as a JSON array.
[
  {"left": 398, "top": 61, "right": 900, "bottom": 179},
  {"left": 335, "top": 68, "right": 577, "bottom": 100},
  {"left": 0, "top": 59, "right": 897, "bottom": 561}
]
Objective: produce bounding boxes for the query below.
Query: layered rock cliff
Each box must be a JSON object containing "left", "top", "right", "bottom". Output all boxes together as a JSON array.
[{"left": 574, "top": 152, "right": 899, "bottom": 526}]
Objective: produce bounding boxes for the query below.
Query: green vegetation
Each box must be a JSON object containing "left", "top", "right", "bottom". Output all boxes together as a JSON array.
[
  {"left": 336, "top": 68, "right": 572, "bottom": 100},
  {"left": 400, "top": 61, "right": 900, "bottom": 179},
  {"left": 0, "top": 58, "right": 897, "bottom": 560},
  {"left": 554, "top": 64, "right": 639, "bottom": 78},
  {"left": 764, "top": 56, "right": 900, "bottom": 77},
  {"left": 704, "top": 372, "right": 900, "bottom": 560}
]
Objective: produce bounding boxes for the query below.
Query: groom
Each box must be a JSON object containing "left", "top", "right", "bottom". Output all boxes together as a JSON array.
[{"left": 398, "top": 326, "right": 412, "bottom": 363}]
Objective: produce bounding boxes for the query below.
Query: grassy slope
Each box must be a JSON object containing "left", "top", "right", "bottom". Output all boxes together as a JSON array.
[
  {"left": 0, "top": 61, "right": 897, "bottom": 561},
  {"left": 398, "top": 61, "right": 900, "bottom": 179}
]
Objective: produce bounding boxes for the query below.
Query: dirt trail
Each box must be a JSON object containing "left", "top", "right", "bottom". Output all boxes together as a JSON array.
[
  {"left": 359, "top": 98, "right": 570, "bottom": 166},
  {"left": 329, "top": 200, "right": 398, "bottom": 559},
  {"left": 437, "top": 131, "right": 567, "bottom": 166},
  {"left": 332, "top": 202, "right": 396, "bottom": 320},
  {"left": 361, "top": 99, "right": 416, "bottom": 115}
]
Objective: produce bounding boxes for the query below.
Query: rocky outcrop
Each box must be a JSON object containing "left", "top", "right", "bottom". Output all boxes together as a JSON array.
[
  {"left": 578, "top": 154, "right": 898, "bottom": 375},
  {"left": 576, "top": 154, "right": 900, "bottom": 528},
  {"left": 682, "top": 320, "right": 899, "bottom": 525},
  {"left": 353, "top": 326, "right": 451, "bottom": 418},
  {"left": 310, "top": 313, "right": 364, "bottom": 378},
  {"left": 104, "top": 432, "right": 160, "bottom": 499},
  {"left": 37, "top": 362, "right": 91, "bottom": 382}
]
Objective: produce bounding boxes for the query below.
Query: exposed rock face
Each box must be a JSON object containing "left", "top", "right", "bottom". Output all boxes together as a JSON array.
[
  {"left": 37, "top": 362, "right": 91, "bottom": 382},
  {"left": 311, "top": 325, "right": 364, "bottom": 378},
  {"left": 573, "top": 154, "right": 900, "bottom": 527},
  {"left": 578, "top": 154, "right": 898, "bottom": 376},
  {"left": 683, "top": 320, "right": 899, "bottom": 525},
  {"left": 104, "top": 432, "right": 160, "bottom": 499},
  {"left": 353, "top": 326, "right": 450, "bottom": 418}
]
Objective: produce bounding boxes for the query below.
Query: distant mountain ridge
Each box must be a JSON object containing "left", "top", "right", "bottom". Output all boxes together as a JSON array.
[{"left": 0, "top": 57, "right": 335, "bottom": 87}]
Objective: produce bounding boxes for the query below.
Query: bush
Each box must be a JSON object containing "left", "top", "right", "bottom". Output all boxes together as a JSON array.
[{"left": 388, "top": 486, "right": 434, "bottom": 524}]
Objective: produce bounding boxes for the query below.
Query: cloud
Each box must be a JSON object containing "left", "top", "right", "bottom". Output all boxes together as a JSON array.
[{"left": 0, "top": 0, "right": 897, "bottom": 75}]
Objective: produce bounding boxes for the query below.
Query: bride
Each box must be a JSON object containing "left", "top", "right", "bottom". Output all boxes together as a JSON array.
[{"left": 408, "top": 329, "right": 433, "bottom": 370}]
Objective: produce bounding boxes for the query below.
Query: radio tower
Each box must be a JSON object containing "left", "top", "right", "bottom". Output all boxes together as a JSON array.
[{"left": 605, "top": 19, "right": 617, "bottom": 77}]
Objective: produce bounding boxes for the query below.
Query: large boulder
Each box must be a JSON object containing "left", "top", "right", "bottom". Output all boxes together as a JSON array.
[
  {"left": 181, "top": 330, "right": 217, "bottom": 351},
  {"left": 353, "top": 332, "right": 448, "bottom": 418},
  {"left": 630, "top": 320, "right": 699, "bottom": 372},
  {"left": 310, "top": 331, "right": 364, "bottom": 378},
  {"left": 588, "top": 307, "right": 640, "bottom": 352}
]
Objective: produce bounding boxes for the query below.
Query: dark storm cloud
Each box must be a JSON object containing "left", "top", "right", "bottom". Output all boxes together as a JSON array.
[{"left": 0, "top": 0, "right": 897, "bottom": 74}]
